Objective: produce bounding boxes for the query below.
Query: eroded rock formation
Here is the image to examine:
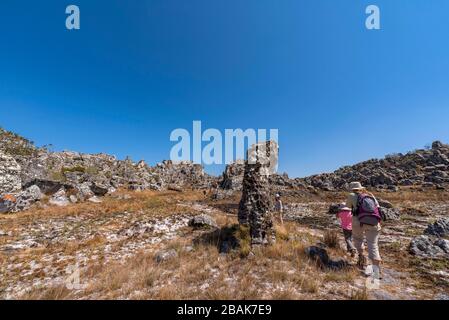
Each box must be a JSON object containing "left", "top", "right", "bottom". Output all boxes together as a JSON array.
[{"left": 238, "top": 141, "right": 279, "bottom": 245}]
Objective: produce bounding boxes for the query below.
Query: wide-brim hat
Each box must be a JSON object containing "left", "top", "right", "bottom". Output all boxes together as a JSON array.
[{"left": 349, "top": 181, "right": 364, "bottom": 191}]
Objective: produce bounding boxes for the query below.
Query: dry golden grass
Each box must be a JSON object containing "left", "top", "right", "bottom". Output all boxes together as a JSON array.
[
  {"left": 0, "top": 190, "right": 205, "bottom": 224},
  {"left": 19, "top": 218, "right": 336, "bottom": 300},
  {"left": 6, "top": 188, "right": 445, "bottom": 300},
  {"left": 22, "top": 284, "right": 73, "bottom": 300},
  {"left": 350, "top": 288, "right": 369, "bottom": 300},
  {"left": 323, "top": 230, "right": 340, "bottom": 249}
]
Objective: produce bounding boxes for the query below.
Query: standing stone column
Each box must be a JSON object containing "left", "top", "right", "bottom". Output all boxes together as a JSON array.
[{"left": 238, "top": 140, "right": 279, "bottom": 245}]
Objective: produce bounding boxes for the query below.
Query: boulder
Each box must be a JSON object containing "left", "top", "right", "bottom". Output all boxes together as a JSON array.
[
  {"left": 49, "top": 188, "right": 70, "bottom": 207},
  {"left": 378, "top": 199, "right": 394, "bottom": 209},
  {"left": 380, "top": 207, "right": 401, "bottom": 221},
  {"left": 23, "top": 179, "right": 65, "bottom": 195},
  {"left": 0, "top": 197, "right": 16, "bottom": 214},
  {"left": 76, "top": 182, "right": 95, "bottom": 201},
  {"left": 90, "top": 183, "right": 109, "bottom": 197},
  {"left": 188, "top": 214, "right": 218, "bottom": 229},
  {"left": 306, "top": 245, "right": 349, "bottom": 270},
  {"left": 0, "top": 185, "right": 43, "bottom": 213},
  {"left": 424, "top": 218, "right": 449, "bottom": 237},
  {"left": 306, "top": 246, "right": 330, "bottom": 266},
  {"left": 409, "top": 235, "right": 449, "bottom": 258},
  {"left": 10, "top": 185, "right": 43, "bottom": 212}
]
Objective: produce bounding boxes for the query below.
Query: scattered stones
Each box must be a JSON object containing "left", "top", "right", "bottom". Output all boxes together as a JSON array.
[
  {"left": 424, "top": 218, "right": 449, "bottom": 237},
  {"left": 188, "top": 214, "right": 218, "bottom": 229}
]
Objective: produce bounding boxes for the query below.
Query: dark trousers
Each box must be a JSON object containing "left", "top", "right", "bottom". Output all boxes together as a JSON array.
[{"left": 343, "top": 229, "right": 356, "bottom": 252}]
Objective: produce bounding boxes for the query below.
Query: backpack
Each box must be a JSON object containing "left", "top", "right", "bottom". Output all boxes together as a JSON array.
[{"left": 355, "top": 194, "right": 381, "bottom": 225}]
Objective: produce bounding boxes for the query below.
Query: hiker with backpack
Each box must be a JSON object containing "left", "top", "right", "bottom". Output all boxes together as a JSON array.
[{"left": 346, "top": 182, "right": 382, "bottom": 274}]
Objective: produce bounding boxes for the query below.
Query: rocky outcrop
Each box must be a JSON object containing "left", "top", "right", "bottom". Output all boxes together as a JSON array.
[
  {"left": 0, "top": 151, "right": 22, "bottom": 195},
  {"left": 301, "top": 141, "right": 449, "bottom": 190},
  {"left": 409, "top": 235, "right": 449, "bottom": 259},
  {"left": 0, "top": 128, "right": 217, "bottom": 213},
  {"left": 220, "top": 160, "right": 245, "bottom": 191},
  {"left": 238, "top": 141, "right": 278, "bottom": 245},
  {"left": 409, "top": 218, "right": 449, "bottom": 259},
  {"left": 0, "top": 185, "right": 43, "bottom": 214}
]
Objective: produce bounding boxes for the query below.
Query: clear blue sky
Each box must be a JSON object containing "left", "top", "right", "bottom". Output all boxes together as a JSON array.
[{"left": 1, "top": 0, "right": 448, "bottom": 177}]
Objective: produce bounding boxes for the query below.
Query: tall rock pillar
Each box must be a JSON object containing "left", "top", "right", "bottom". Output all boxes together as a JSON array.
[{"left": 238, "top": 140, "right": 279, "bottom": 245}]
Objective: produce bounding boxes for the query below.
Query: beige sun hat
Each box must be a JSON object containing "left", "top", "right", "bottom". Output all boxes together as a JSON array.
[{"left": 349, "top": 181, "right": 364, "bottom": 191}]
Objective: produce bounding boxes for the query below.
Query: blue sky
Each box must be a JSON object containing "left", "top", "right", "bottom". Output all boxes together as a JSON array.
[{"left": 1, "top": 0, "right": 448, "bottom": 177}]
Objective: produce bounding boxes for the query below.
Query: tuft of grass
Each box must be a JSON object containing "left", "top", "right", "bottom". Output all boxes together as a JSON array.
[
  {"left": 271, "top": 287, "right": 298, "bottom": 300},
  {"left": 350, "top": 288, "right": 369, "bottom": 300},
  {"left": 323, "top": 230, "right": 340, "bottom": 249},
  {"left": 236, "top": 225, "right": 251, "bottom": 258},
  {"left": 275, "top": 224, "right": 290, "bottom": 241},
  {"left": 22, "top": 284, "right": 73, "bottom": 300}
]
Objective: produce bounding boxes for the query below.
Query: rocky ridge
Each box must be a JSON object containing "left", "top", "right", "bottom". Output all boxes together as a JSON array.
[
  {"left": 0, "top": 128, "right": 216, "bottom": 213},
  {"left": 301, "top": 141, "right": 449, "bottom": 191}
]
